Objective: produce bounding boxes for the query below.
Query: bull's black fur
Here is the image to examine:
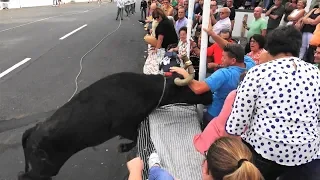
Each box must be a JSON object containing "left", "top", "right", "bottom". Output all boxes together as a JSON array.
[{"left": 18, "top": 72, "right": 212, "bottom": 180}]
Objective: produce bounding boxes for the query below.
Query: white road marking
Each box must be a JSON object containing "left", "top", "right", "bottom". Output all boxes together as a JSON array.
[
  {"left": 59, "top": 24, "right": 87, "bottom": 40},
  {"left": 0, "top": 7, "right": 99, "bottom": 33},
  {"left": 0, "top": 58, "right": 31, "bottom": 79}
]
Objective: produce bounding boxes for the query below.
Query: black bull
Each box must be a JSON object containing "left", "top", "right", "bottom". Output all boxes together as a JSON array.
[{"left": 18, "top": 72, "right": 212, "bottom": 180}]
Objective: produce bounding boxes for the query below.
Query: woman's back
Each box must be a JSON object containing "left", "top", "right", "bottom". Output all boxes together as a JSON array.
[
  {"left": 155, "top": 19, "right": 178, "bottom": 49},
  {"left": 234, "top": 57, "right": 320, "bottom": 166}
]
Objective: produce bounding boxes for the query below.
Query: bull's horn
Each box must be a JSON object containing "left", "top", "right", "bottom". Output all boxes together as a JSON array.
[{"left": 174, "top": 55, "right": 195, "bottom": 86}]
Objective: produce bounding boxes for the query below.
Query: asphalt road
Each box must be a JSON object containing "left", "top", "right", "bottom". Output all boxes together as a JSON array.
[{"left": 0, "top": 2, "right": 146, "bottom": 180}]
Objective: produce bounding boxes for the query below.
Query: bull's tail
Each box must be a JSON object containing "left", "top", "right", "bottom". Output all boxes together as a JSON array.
[{"left": 22, "top": 126, "right": 36, "bottom": 173}]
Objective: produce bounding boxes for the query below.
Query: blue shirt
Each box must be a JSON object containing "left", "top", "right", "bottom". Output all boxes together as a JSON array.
[{"left": 205, "top": 56, "right": 255, "bottom": 118}]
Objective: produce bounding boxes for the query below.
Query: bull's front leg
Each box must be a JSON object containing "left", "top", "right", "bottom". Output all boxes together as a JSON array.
[
  {"left": 116, "top": 127, "right": 139, "bottom": 153},
  {"left": 18, "top": 171, "right": 52, "bottom": 180},
  {"left": 118, "top": 141, "right": 137, "bottom": 153}
]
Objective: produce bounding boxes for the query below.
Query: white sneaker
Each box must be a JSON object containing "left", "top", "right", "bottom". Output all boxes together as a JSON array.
[{"left": 148, "top": 153, "right": 161, "bottom": 169}]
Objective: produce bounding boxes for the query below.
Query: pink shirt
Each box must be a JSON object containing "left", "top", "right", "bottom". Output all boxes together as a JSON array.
[{"left": 247, "top": 48, "right": 266, "bottom": 65}]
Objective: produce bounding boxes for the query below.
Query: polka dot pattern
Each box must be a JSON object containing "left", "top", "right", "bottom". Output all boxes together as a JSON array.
[{"left": 226, "top": 57, "right": 320, "bottom": 166}]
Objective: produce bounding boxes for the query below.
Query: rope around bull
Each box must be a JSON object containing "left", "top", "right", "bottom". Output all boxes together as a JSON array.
[{"left": 67, "top": 17, "right": 122, "bottom": 102}]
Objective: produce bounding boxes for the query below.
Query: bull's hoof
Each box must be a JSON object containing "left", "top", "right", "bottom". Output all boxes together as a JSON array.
[
  {"left": 118, "top": 143, "right": 130, "bottom": 153},
  {"left": 18, "top": 172, "right": 32, "bottom": 180},
  {"left": 18, "top": 171, "right": 27, "bottom": 180},
  {"left": 17, "top": 172, "right": 52, "bottom": 180}
]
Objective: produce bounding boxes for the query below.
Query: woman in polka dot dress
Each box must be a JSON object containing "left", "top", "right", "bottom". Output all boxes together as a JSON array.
[{"left": 226, "top": 26, "right": 320, "bottom": 180}]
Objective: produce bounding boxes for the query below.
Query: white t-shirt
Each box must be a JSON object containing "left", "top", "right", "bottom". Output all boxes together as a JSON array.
[
  {"left": 116, "top": 0, "right": 125, "bottom": 8},
  {"left": 209, "top": 17, "right": 231, "bottom": 43},
  {"left": 287, "top": 9, "right": 304, "bottom": 25}
]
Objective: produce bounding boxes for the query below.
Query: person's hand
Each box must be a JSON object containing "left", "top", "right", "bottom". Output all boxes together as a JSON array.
[
  {"left": 207, "top": 63, "right": 219, "bottom": 69},
  {"left": 195, "top": 13, "right": 201, "bottom": 20},
  {"left": 190, "top": 38, "right": 197, "bottom": 48},
  {"left": 151, "top": 48, "right": 158, "bottom": 54},
  {"left": 170, "top": 67, "right": 189, "bottom": 77},
  {"left": 127, "top": 157, "right": 144, "bottom": 174},
  {"left": 168, "top": 48, "right": 174, "bottom": 52},
  {"left": 203, "top": 27, "right": 214, "bottom": 37},
  {"left": 202, "top": 160, "right": 213, "bottom": 180}
]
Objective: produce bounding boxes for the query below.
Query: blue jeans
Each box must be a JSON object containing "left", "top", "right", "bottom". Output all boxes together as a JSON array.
[
  {"left": 149, "top": 167, "right": 174, "bottom": 180},
  {"left": 263, "top": 0, "right": 270, "bottom": 9}
]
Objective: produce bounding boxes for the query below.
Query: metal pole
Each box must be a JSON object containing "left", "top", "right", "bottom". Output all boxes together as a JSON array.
[
  {"left": 197, "top": 0, "right": 210, "bottom": 120},
  {"left": 186, "top": 0, "right": 195, "bottom": 59},
  {"left": 199, "top": 0, "right": 209, "bottom": 82}
]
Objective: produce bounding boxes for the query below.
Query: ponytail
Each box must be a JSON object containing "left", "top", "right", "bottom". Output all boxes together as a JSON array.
[
  {"left": 223, "top": 160, "right": 263, "bottom": 180},
  {"left": 206, "top": 137, "right": 264, "bottom": 180}
]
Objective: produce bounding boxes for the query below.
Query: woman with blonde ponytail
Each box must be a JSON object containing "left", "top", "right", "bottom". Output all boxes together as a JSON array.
[
  {"left": 126, "top": 137, "right": 263, "bottom": 180},
  {"left": 203, "top": 137, "right": 264, "bottom": 180}
]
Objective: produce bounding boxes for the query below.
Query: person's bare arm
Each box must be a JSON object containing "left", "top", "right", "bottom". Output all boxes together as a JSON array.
[
  {"left": 302, "top": 9, "right": 315, "bottom": 23},
  {"left": 265, "top": 6, "right": 275, "bottom": 16},
  {"left": 231, "top": 20, "right": 235, "bottom": 31},
  {"left": 127, "top": 158, "right": 143, "bottom": 180},
  {"left": 203, "top": 28, "right": 229, "bottom": 49},
  {"left": 168, "top": 7, "right": 174, "bottom": 16},
  {"left": 261, "top": 29, "right": 267, "bottom": 36},
  {"left": 128, "top": 172, "right": 143, "bottom": 180},
  {"left": 288, "top": 10, "right": 305, "bottom": 21},
  {"left": 265, "top": 6, "right": 277, "bottom": 18},
  {"left": 169, "top": 67, "right": 210, "bottom": 94},
  {"left": 156, "top": 34, "right": 164, "bottom": 49},
  {"left": 210, "top": 14, "right": 217, "bottom": 25},
  {"left": 306, "top": 15, "right": 320, "bottom": 26}
]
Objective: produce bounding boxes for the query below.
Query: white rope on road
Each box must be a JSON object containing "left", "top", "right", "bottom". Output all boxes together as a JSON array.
[{"left": 68, "top": 18, "right": 122, "bottom": 102}]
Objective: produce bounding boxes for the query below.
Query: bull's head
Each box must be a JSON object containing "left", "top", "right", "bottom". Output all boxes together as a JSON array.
[
  {"left": 160, "top": 53, "right": 195, "bottom": 86},
  {"left": 173, "top": 55, "right": 195, "bottom": 86},
  {"left": 159, "top": 54, "right": 212, "bottom": 106}
]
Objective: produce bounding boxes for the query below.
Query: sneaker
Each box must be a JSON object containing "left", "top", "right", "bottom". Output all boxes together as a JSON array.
[{"left": 148, "top": 153, "right": 161, "bottom": 169}]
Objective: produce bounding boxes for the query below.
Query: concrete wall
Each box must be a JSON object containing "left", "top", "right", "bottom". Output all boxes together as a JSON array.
[{"left": 232, "top": 10, "right": 269, "bottom": 38}]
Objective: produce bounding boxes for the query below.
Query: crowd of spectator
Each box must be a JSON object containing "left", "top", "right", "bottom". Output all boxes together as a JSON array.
[{"left": 124, "top": 0, "right": 320, "bottom": 179}]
